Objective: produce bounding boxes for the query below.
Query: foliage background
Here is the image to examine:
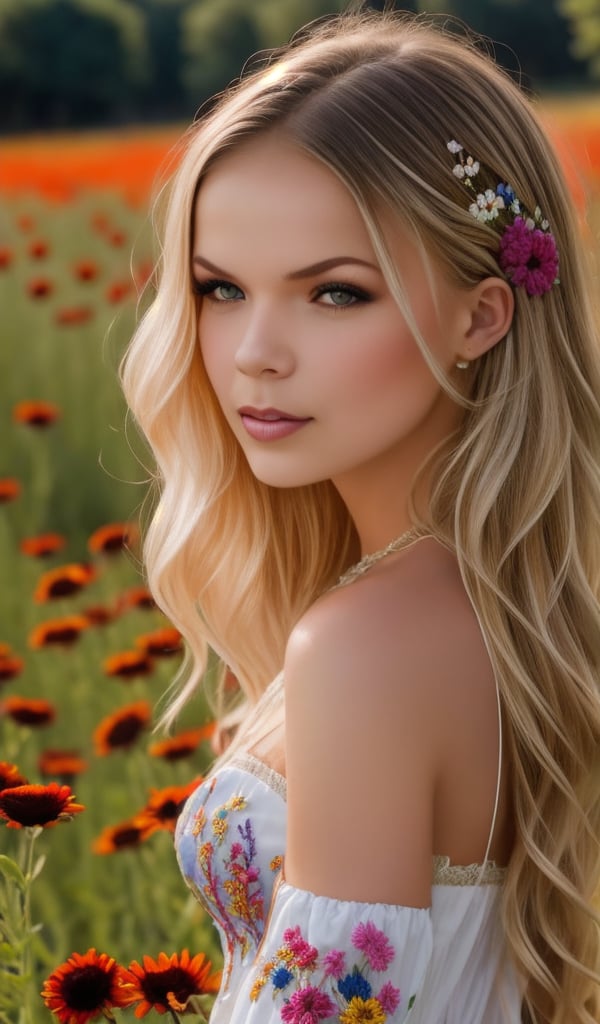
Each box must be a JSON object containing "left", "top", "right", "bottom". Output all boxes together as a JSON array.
[
  {"left": 0, "top": 1, "right": 599, "bottom": 1022},
  {"left": 0, "top": 0, "right": 600, "bottom": 132}
]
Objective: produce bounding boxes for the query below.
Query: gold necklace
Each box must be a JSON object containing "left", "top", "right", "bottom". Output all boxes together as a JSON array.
[{"left": 335, "top": 527, "right": 421, "bottom": 588}]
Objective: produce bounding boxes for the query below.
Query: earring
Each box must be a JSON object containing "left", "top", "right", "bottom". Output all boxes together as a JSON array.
[{"left": 455, "top": 359, "right": 470, "bottom": 369}]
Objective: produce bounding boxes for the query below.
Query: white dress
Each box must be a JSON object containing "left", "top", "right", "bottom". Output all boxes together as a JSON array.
[{"left": 175, "top": 674, "right": 523, "bottom": 1023}]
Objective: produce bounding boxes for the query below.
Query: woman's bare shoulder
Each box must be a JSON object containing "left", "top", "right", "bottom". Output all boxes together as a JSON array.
[{"left": 285, "top": 536, "right": 494, "bottom": 715}]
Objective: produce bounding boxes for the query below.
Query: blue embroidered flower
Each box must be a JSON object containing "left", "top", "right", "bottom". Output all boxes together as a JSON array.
[
  {"left": 338, "top": 969, "right": 372, "bottom": 1001},
  {"left": 271, "top": 966, "right": 294, "bottom": 990}
]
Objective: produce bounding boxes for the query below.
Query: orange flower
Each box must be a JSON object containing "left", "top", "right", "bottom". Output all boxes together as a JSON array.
[
  {"left": 121, "top": 950, "right": 221, "bottom": 1017},
  {"left": 29, "top": 615, "right": 89, "bottom": 648},
  {"left": 42, "top": 948, "right": 132, "bottom": 1023},
  {"left": 94, "top": 701, "right": 152, "bottom": 755},
  {"left": 103, "top": 650, "right": 153, "bottom": 680},
  {"left": 73, "top": 259, "right": 99, "bottom": 282},
  {"left": 55, "top": 305, "right": 94, "bottom": 326},
  {"left": 135, "top": 627, "right": 182, "bottom": 658},
  {"left": 88, "top": 522, "right": 138, "bottom": 555},
  {"left": 0, "top": 246, "right": 13, "bottom": 269},
  {"left": 116, "top": 586, "right": 155, "bottom": 611},
  {"left": 39, "top": 749, "right": 88, "bottom": 780},
  {"left": 34, "top": 563, "right": 95, "bottom": 602},
  {"left": 2, "top": 696, "right": 56, "bottom": 726},
  {"left": 27, "top": 276, "right": 53, "bottom": 298},
  {"left": 0, "top": 478, "right": 21, "bottom": 503},
  {"left": 148, "top": 723, "right": 216, "bottom": 762},
  {"left": 140, "top": 780, "right": 201, "bottom": 834},
  {"left": 20, "top": 532, "right": 66, "bottom": 557},
  {"left": 0, "top": 654, "right": 24, "bottom": 682},
  {"left": 92, "top": 817, "right": 155, "bottom": 854},
  {"left": 0, "top": 761, "right": 28, "bottom": 791},
  {"left": 28, "top": 239, "right": 49, "bottom": 259},
  {"left": 0, "top": 782, "right": 84, "bottom": 829}
]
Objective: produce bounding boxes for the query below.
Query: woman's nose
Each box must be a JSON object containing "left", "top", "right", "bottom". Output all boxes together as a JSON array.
[{"left": 234, "top": 306, "right": 295, "bottom": 378}]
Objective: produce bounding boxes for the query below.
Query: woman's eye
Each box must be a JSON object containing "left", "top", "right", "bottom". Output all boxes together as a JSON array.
[
  {"left": 314, "top": 283, "right": 370, "bottom": 308},
  {"left": 193, "top": 279, "right": 244, "bottom": 302}
]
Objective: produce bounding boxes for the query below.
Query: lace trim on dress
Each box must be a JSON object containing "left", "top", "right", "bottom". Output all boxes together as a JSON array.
[{"left": 229, "top": 753, "right": 507, "bottom": 887}]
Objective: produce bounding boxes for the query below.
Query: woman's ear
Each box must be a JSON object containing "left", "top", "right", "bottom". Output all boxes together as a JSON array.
[{"left": 459, "top": 277, "right": 514, "bottom": 361}]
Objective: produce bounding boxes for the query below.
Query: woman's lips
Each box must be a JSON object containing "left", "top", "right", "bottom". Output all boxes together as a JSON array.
[{"left": 238, "top": 407, "right": 313, "bottom": 441}]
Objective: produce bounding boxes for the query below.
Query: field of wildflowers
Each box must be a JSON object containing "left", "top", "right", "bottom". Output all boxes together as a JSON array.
[{"left": 0, "top": 97, "right": 599, "bottom": 1023}]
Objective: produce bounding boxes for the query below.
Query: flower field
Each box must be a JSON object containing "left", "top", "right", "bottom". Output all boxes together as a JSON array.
[{"left": 0, "top": 97, "right": 599, "bottom": 1023}]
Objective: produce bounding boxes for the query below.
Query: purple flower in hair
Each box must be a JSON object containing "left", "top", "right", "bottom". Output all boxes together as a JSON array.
[{"left": 498, "top": 216, "right": 559, "bottom": 297}]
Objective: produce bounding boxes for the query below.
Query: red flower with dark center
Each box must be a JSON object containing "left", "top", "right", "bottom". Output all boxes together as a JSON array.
[
  {"left": 116, "top": 586, "right": 155, "bottom": 612},
  {"left": 0, "top": 782, "right": 84, "bottom": 828},
  {"left": 94, "top": 701, "right": 152, "bottom": 755},
  {"left": 105, "top": 280, "right": 131, "bottom": 303},
  {"left": 148, "top": 723, "right": 216, "bottom": 761},
  {"left": 29, "top": 615, "right": 89, "bottom": 648},
  {"left": 34, "top": 563, "right": 95, "bottom": 602},
  {"left": 73, "top": 259, "right": 99, "bottom": 282},
  {"left": 0, "top": 654, "right": 24, "bottom": 682},
  {"left": 141, "top": 780, "right": 202, "bottom": 833},
  {"left": 27, "top": 276, "right": 53, "bottom": 298},
  {"left": 88, "top": 522, "right": 138, "bottom": 555},
  {"left": 135, "top": 627, "right": 182, "bottom": 658},
  {"left": 39, "top": 749, "right": 88, "bottom": 780},
  {"left": 0, "top": 246, "right": 13, "bottom": 269},
  {"left": 55, "top": 305, "right": 94, "bottom": 326},
  {"left": 2, "top": 695, "right": 56, "bottom": 726},
  {"left": 42, "top": 948, "right": 132, "bottom": 1023},
  {"left": 121, "top": 950, "right": 221, "bottom": 1017},
  {"left": 28, "top": 239, "right": 49, "bottom": 259},
  {"left": 103, "top": 650, "right": 153, "bottom": 680},
  {"left": 13, "top": 399, "right": 60, "bottom": 427},
  {"left": 82, "top": 605, "right": 115, "bottom": 627},
  {"left": 20, "top": 532, "right": 66, "bottom": 557},
  {"left": 0, "top": 478, "right": 21, "bottom": 503},
  {"left": 92, "top": 817, "right": 155, "bottom": 854},
  {"left": 0, "top": 761, "right": 28, "bottom": 791}
]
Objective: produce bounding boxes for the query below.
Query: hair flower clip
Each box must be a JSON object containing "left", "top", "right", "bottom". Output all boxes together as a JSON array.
[{"left": 447, "top": 141, "right": 559, "bottom": 297}]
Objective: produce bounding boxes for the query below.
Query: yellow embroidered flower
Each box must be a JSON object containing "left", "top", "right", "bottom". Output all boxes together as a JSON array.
[
  {"left": 192, "top": 807, "right": 206, "bottom": 836},
  {"left": 270, "top": 854, "right": 283, "bottom": 871},
  {"left": 339, "top": 996, "right": 387, "bottom": 1024},
  {"left": 249, "top": 975, "right": 267, "bottom": 1001}
]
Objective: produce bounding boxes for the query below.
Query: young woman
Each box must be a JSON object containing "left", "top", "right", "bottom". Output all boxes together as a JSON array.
[{"left": 121, "top": 9, "right": 600, "bottom": 1023}]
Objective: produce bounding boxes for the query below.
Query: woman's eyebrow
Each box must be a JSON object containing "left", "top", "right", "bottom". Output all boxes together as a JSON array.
[{"left": 192, "top": 255, "right": 379, "bottom": 278}]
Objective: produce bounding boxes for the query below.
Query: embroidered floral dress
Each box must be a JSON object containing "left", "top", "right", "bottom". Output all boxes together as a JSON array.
[{"left": 175, "top": 675, "right": 523, "bottom": 1024}]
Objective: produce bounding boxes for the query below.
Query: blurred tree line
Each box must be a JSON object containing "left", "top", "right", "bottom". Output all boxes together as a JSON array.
[{"left": 0, "top": 0, "right": 598, "bottom": 133}]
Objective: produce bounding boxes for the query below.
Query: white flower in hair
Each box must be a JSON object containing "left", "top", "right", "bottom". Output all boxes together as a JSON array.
[
  {"left": 447, "top": 140, "right": 463, "bottom": 154},
  {"left": 470, "top": 189, "right": 506, "bottom": 222},
  {"left": 453, "top": 164, "right": 465, "bottom": 179},
  {"left": 463, "top": 156, "right": 480, "bottom": 177}
]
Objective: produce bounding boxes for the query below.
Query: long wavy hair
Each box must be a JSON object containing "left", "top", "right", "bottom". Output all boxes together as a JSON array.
[{"left": 121, "top": 9, "right": 600, "bottom": 1022}]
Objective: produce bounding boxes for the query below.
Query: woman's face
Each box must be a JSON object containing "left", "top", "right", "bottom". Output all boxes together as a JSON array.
[{"left": 193, "top": 135, "right": 467, "bottom": 502}]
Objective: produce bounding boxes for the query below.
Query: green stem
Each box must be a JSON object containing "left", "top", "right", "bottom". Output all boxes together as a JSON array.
[
  {"left": 19, "top": 826, "right": 40, "bottom": 1024},
  {"left": 168, "top": 1011, "right": 182, "bottom": 1024}
]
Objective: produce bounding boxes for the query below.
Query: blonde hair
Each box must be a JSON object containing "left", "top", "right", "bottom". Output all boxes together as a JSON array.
[{"left": 121, "top": 9, "right": 600, "bottom": 1022}]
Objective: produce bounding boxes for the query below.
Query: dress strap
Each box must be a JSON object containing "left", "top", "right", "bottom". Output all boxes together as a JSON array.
[{"left": 476, "top": 668, "right": 503, "bottom": 885}]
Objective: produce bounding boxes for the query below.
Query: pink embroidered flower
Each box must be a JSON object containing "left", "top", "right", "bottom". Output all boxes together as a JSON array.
[
  {"left": 377, "top": 981, "right": 401, "bottom": 1014},
  {"left": 323, "top": 949, "right": 346, "bottom": 979},
  {"left": 282, "top": 927, "right": 319, "bottom": 969},
  {"left": 351, "top": 922, "right": 395, "bottom": 972},
  {"left": 280, "top": 985, "right": 337, "bottom": 1023},
  {"left": 498, "top": 217, "right": 559, "bottom": 297}
]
